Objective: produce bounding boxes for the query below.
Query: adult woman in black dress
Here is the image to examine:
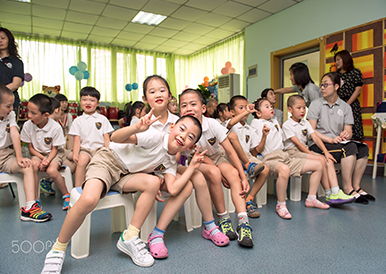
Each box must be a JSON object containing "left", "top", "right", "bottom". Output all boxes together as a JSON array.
[
  {"left": 334, "top": 50, "right": 363, "bottom": 140},
  {"left": 0, "top": 27, "right": 24, "bottom": 114}
]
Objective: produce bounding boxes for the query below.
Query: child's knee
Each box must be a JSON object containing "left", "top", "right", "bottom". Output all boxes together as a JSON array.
[
  {"left": 78, "top": 192, "right": 100, "bottom": 210},
  {"left": 277, "top": 165, "right": 290, "bottom": 178},
  {"left": 191, "top": 171, "right": 206, "bottom": 188},
  {"left": 206, "top": 167, "right": 221, "bottom": 182},
  {"left": 46, "top": 165, "right": 59, "bottom": 176}
]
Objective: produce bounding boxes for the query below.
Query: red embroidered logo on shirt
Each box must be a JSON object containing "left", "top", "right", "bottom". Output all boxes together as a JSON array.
[
  {"left": 207, "top": 137, "right": 216, "bottom": 146},
  {"left": 44, "top": 137, "right": 52, "bottom": 145},
  {"left": 95, "top": 122, "right": 102, "bottom": 130}
]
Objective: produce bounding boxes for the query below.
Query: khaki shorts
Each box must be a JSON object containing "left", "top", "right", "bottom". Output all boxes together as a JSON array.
[
  {"left": 208, "top": 149, "right": 229, "bottom": 166},
  {"left": 32, "top": 148, "right": 66, "bottom": 167},
  {"left": 263, "top": 150, "right": 306, "bottom": 178},
  {"left": 83, "top": 147, "right": 136, "bottom": 198},
  {"left": 0, "top": 147, "right": 17, "bottom": 173},
  {"left": 80, "top": 147, "right": 97, "bottom": 159},
  {"left": 245, "top": 152, "right": 263, "bottom": 164},
  {"left": 285, "top": 147, "right": 309, "bottom": 159}
]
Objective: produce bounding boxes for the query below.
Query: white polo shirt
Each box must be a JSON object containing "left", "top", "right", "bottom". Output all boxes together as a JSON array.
[
  {"left": 250, "top": 117, "right": 284, "bottom": 157},
  {"left": 196, "top": 116, "right": 227, "bottom": 156},
  {"left": 0, "top": 111, "right": 18, "bottom": 149},
  {"left": 150, "top": 110, "right": 179, "bottom": 134},
  {"left": 215, "top": 118, "right": 230, "bottom": 129},
  {"left": 21, "top": 118, "right": 65, "bottom": 154},
  {"left": 282, "top": 118, "right": 314, "bottom": 150},
  {"left": 229, "top": 122, "right": 259, "bottom": 154},
  {"left": 69, "top": 112, "right": 114, "bottom": 150},
  {"left": 109, "top": 128, "right": 177, "bottom": 176}
]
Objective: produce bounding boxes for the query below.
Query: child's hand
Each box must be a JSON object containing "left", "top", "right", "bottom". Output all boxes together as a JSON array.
[
  {"left": 222, "top": 175, "right": 230, "bottom": 189},
  {"left": 324, "top": 152, "right": 337, "bottom": 164},
  {"left": 38, "top": 162, "right": 47, "bottom": 172},
  {"left": 41, "top": 158, "right": 50, "bottom": 169},
  {"left": 156, "top": 190, "right": 166, "bottom": 202},
  {"left": 244, "top": 103, "right": 256, "bottom": 114},
  {"left": 340, "top": 130, "right": 350, "bottom": 141},
  {"left": 17, "top": 158, "right": 32, "bottom": 169},
  {"left": 190, "top": 147, "right": 207, "bottom": 169},
  {"left": 262, "top": 124, "right": 270, "bottom": 136},
  {"left": 135, "top": 108, "right": 160, "bottom": 132},
  {"left": 73, "top": 154, "right": 79, "bottom": 164},
  {"left": 331, "top": 136, "right": 342, "bottom": 144},
  {"left": 239, "top": 179, "right": 250, "bottom": 198}
]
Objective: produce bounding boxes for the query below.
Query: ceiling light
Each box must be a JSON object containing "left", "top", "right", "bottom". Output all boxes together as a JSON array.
[
  {"left": 14, "top": 0, "right": 31, "bottom": 2},
  {"left": 131, "top": 11, "right": 166, "bottom": 26}
]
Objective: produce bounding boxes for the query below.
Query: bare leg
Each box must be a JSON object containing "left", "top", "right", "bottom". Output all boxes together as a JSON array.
[
  {"left": 340, "top": 155, "right": 356, "bottom": 194},
  {"left": 228, "top": 132, "right": 249, "bottom": 165},
  {"left": 306, "top": 154, "right": 331, "bottom": 190},
  {"left": 300, "top": 159, "right": 323, "bottom": 196},
  {"left": 74, "top": 153, "right": 91, "bottom": 187},
  {"left": 352, "top": 157, "right": 368, "bottom": 191},
  {"left": 47, "top": 161, "right": 68, "bottom": 195},
  {"left": 275, "top": 163, "right": 290, "bottom": 203},
  {"left": 248, "top": 165, "right": 269, "bottom": 197},
  {"left": 31, "top": 158, "right": 42, "bottom": 199},
  {"left": 11, "top": 161, "right": 36, "bottom": 203}
]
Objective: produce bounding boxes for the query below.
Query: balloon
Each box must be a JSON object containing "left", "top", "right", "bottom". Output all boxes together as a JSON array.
[
  {"left": 185, "top": 85, "right": 189, "bottom": 89},
  {"left": 229, "top": 67, "right": 236, "bottom": 73},
  {"left": 74, "top": 71, "right": 84, "bottom": 80},
  {"left": 132, "top": 82, "right": 138, "bottom": 90},
  {"left": 225, "top": 61, "right": 232, "bottom": 69},
  {"left": 77, "top": 61, "right": 87, "bottom": 71},
  {"left": 69, "top": 66, "right": 78, "bottom": 75},
  {"left": 24, "top": 73, "right": 33, "bottom": 82},
  {"left": 83, "top": 71, "right": 90, "bottom": 80},
  {"left": 221, "top": 67, "right": 228, "bottom": 75},
  {"left": 125, "top": 84, "right": 132, "bottom": 91},
  {"left": 20, "top": 81, "right": 24, "bottom": 87},
  {"left": 203, "top": 76, "right": 209, "bottom": 81}
]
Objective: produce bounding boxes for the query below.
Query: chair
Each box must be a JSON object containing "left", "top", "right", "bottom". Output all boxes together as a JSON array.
[
  {"left": 132, "top": 191, "right": 158, "bottom": 242},
  {"left": 70, "top": 187, "right": 135, "bottom": 259},
  {"left": 173, "top": 189, "right": 202, "bottom": 232},
  {"left": 0, "top": 173, "right": 25, "bottom": 208},
  {"left": 38, "top": 165, "right": 73, "bottom": 195}
]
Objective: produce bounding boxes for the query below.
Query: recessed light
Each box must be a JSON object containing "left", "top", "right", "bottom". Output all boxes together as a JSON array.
[
  {"left": 131, "top": 11, "right": 166, "bottom": 26},
  {"left": 14, "top": 0, "right": 31, "bottom": 2}
]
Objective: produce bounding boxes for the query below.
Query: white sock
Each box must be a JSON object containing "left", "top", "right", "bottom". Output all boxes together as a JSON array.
[
  {"left": 277, "top": 201, "right": 286, "bottom": 206},
  {"left": 237, "top": 212, "right": 248, "bottom": 224},
  {"left": 25, "top": 201, "right": 35, "bottom": 210},
  {"left": 307, "top": 195, "right": 316, "bottom": 201},
  {"left": 331, "top": 186, "right": 339, "bottom": 195},
  {"left": 325, "top": 189, "right": 332, "bottom": 197}
]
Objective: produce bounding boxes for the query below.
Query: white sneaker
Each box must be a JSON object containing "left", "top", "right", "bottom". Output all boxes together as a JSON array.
[
  {"left": 116, "top": 231, "right": 154, "bottom": 267},
  {"left": 41, "top": 250, "right": 65, "bottom": 274}
]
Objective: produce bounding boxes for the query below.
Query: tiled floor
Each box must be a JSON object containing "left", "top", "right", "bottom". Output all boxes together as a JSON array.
[{"left": 1, "top": 174, "right": 385, "bottom": 274}]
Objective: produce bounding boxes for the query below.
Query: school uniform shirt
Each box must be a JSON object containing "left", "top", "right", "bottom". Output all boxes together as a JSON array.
[
  {"left": 292, "top": 83, "right": 322, "bottom": 108},
  {"left": 196, "top": 116, "right": 227, "bottom": 156},
  {"left": 109, "top": 128, "right": 177, "bottom": 177},
  {"left": 282, "top": 118, "right": 314, "bottom": 150},
  {"left": 69, "top": 112, "right": 114, "bottom": 150},
  {"left": 229, "top": 122, "right": 259, "bottom": 154},
  {"left": 150, "top": 110, "right": 179, "bottom": 134},
  {"left": 274, "top": 108, "right": 283, "bottom": 125},
  {"left": 0, "top": 111, "right": 18, "bottom": 149},
  {"left": 250, "top": 117, "right": 284, "bottom": 157},
  {"left": 58, "top": 113, "right": 73, "bottom": 137},
  {"left": 215, "top": 118, "right": 230, "bottom": 129},
  {"left": 21, "top": 118, "right": 65, "bottom": 154},
  {"left": 306, "top": 97, "right": 354, "bottom": 147}
]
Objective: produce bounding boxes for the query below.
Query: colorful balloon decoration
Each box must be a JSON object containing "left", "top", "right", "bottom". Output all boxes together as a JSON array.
[
  {"left": 125, "top": 82, "right": 138, "bottom": 92},
  {"left": 20, "top": 72, "right": 33, "bottom": 87},
  {"left": 125, "top": 84, "right": 132, "bottom": 91},
  {"left": 132, "top": 82, "right": 138, "bottom": 90},
  {"left": 68, "top": 62, "right": 90, "bottom": 81},
  {"left": 221, "top": 61, "right": 236, "bottom": 75}
]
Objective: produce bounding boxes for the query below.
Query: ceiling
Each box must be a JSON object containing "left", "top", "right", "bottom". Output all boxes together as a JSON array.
[{"left": 0, "top": 0, "right": 303, "bottom": 55}]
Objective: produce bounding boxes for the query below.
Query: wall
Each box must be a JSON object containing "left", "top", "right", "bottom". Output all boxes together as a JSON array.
[{"left": 245, "top": 0, "right": 386, "bottom": 99}]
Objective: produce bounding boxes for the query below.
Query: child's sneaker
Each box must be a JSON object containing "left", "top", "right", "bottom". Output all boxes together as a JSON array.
[
  {"left": 117, "top": 231, "right": 154, "bottom": 267},
  {"left": 20, "top": 202, "right": 52, "bottom": 222},
  {"left": 245, "top": 162, "right": 265, "bottom": 179},
  {"left": 41, "top": 250, "right": 65, "bottom": 274},
  {"left": 276, "top": 204, "right": 292, "bottom": 219},
  {"left": 62, "top": 194, "right": 70, "bottom": 211},
  {"left": 326, "top": 190, "right": 355, "bottom": 205},
  {"left": 305, "top": 199, "right": 330, "bottom": 209},
  {"left": 236, "top": 222, "right": 253, "bottom": 247},
  {"left": 246, "top": 200, "right": 260, "bottom": 218},
  {"left": 40, "top": 178, "right": 56, "bottom": 195},
  {"left": 218, "top": 218, "right": 237, "bottom": 240}
]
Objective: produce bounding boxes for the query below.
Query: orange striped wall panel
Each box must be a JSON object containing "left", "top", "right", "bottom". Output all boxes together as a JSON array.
[
  {"left": 325, "top": 41, "right": 343, "bottom": 58},
  {"left": 362, "top": 113, "right": 374, "bottom": 137},
  {"left": 352, "top": 29, "right": 374, "bottom": 52},
  {"left": 353, "top": 55, "right": 374, "bottom": 79},
  {"left": 358, "top": 84, "right": 374, "bottom": 107}
]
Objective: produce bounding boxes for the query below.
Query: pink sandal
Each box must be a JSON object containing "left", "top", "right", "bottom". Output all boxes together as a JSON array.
[
  {"left": 202, "top": 226, "right": 230, "bottom": 246},
  {"left": 147, "top": 234, "right": 168, "bottom": 259}
]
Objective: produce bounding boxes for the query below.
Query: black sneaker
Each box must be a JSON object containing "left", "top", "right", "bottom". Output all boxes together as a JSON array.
[
  {"left": 236, "top": 222, "right": 253, "bottom": 247},
  {"left": 20, "top": 202, "right": 52, "bottom": 222}
]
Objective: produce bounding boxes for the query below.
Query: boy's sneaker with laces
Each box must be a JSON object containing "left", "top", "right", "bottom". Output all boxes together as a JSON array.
[
  {"left": 245, "top": 162, "right": 265, "bottom": 179},
  {"left": 40, "top": 178, "right": 56, "bottom": 195},
  {"left": 41, "top": 250, "right": 65, "bottom": 274},
  {"left": 218, "top": 218, "right": 237, "bottom": 240},
  {"left": 62, "top": 194, "right": 70, "bottom": 211},
  {"left": 326, "top": 190, "right": 355, "bottom": 205},
  {"left": 246, "top": 201, "right": 260, "bottom": 218},
  {"left": 116, "top": 231, "right": 154, "bottom": 267},
  {"left": 236, "top": 222, "right": 253, "bottom": 247},
  {"left": 21, "top": 202, "right": 52, "bottom": 222}
]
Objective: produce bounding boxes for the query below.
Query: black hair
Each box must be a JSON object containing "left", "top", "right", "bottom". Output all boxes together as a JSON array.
[
  {"left": 252, "top": 98, "right": 269, "bottom": 119},
  {"left": 50, "top": 97, "right": 60, "bottom": 113},
  {"left": 212, "top": 103, "right": 228, "bottom": 119},
  {"left": 29, "top": 94, "right": 52, "bottom": 115},
  {"left": 321, "top": 72, "right": 341, "bottom": 92},
  {"left": 55, "top": 94, "right": 69, "bottom": 113},
  {"left": 0, "top": 27, "right": 20, "bottom": 58},
  {"left": 0, "top": 83, "right": 13, "bottom": 103},
  {"left": 228, "top": 95, "right": 247, "bottom": 111},
  {"left": 179, "top": 88, "right": 207, "bottom": 106},
  {"left": 176, "top": 115, "right": 202, "bottom": 144},
  {"left": 261, "top": 88, "right": 274, "bottom": 98},
  {"left": 142, "top": 75, "right": 171, "bottom": 99},
  {"left": 289, "top": 63, "right": 314, "bottom": 89},
  {"left": 287, "top": 95, "right": 305, "bottom": 107},
  {"left": 124, "top": 101, "right": 146, "bottom": 126},
  {"left": 80, "top": 86, "right": 100, "bottom": 101},
  {"left": 334, "top": 50, "right": 354, "bottom": 72}
]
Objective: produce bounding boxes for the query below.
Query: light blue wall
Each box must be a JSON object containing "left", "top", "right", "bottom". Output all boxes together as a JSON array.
[{"left": 245, "top": 0, "right": 386, "bottom": 100}]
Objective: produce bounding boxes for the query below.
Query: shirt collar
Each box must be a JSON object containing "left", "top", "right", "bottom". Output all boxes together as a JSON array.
[
  {"left": 201, "top": 116, "right": 209, "bottom": 132},
  {"left": 35, "top": 118, "right": 51, "bottom": 132},
  {"left": 322, "top": 97, "right": 341, "bottom": 107},
  {"left": 83, "top": 112, "right": 98, "bottom": 119},
  {"left": 288, "top": 117, "right": 306, "bottom": 126}
]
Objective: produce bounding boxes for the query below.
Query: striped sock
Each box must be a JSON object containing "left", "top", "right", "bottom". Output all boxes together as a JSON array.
[
  {"left": 203, "top": 219, "right": 220, "bottom": 236},
  {"left": 149, "top": 226, "right": 165, "bottom": 245}
]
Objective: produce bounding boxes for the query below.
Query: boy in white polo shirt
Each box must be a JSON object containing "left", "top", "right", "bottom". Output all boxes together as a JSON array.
[
  {"left": 0, "top": 85, "right": 52, "bottom": 222},
  {"left": 68, "top": 87, "right": 114, "bottom": 187},
  {"left": 251, "top": 98, "right": 328, "bottom": 220},
  {"left": 41, "top": 111, "right": 204, "bottom": 271},
  {"left": 282, "top": 95, "right": 355, "bottom": 206},
  {"left": 21, "top": 94, "right": 70, "bottom": 210},
  {"left": 227, "top": 95, "right": 269, "bottom": 218}
]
